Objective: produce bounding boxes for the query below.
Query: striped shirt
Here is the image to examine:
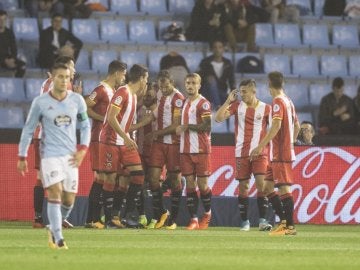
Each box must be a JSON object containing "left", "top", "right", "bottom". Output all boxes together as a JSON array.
[
  {"left": 229, "top": 100, "right": 271, "bottom": 158},
  {"left": 270, "top": 94, "right": 298, "bottom": 162},
  {"left": 180, "top": 95, "right": 211, "bottom": 154},
  {"left": 99, "top": 85, "right": 137, "bottom": 146}
]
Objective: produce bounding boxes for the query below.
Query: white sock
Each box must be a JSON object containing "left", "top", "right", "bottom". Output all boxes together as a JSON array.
[{"left": 47, "top": 201, "right": 63, "bottom": 243}]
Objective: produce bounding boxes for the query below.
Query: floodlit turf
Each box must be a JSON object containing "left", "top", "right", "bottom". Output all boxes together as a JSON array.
[{"left": 0, "top": 222, "right": 359, "bottom": 270}]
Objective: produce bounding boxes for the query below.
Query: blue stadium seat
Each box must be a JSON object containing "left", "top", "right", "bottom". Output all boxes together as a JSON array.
[
  {"left": 181, "top": 52, "right": 203, "bottom": 72},
  {"left": 42, "top": 17, "right": 69, "bottom": 30},
  {"left": 140, "top": 0, "right": 168, "bottom": 15},
  {"left": 332, "top": 25, "right": 359, "bottom": 48},
  {"left": 0, "top": 78, "right": 25, "bottom": 102},
  {"left": 120, "top": 51, "right": 147, "bottom": 68},
  {"left": 264, "top": 54, "right": 291, "bottom": 75},
  {"left": 344, "top": 84, "right": 358, "bottom": 98},
  {"left": 256, "top": 82, "right": 272, "bottom": 104},
  {"left": 12, "top": 18, "right": 39, "bottom": 41},
  {"left": 302, "top": 24, "right": 330, "bottom": 47},
  {"left": 349, "top": 55, "right": 360, "bottom": 77},
  {"left": 285, "top": 83, "right": 309, "bottom": 109},
  {"left": 158, "top": 20, "right": 185, "bottom": 40},
  {"left": 274, "top": 24, "right": 302, "bottom": 46},
  {"left": 255, "top": 23, "right": 274, "bottom": 46},
  {"left": 148, "top": 51, "right": 167, "bottom": 74},
  {"left": 129, "top": 20, "right": 157, "bottom": 43},
  {"left": 91, "top": 50, "right": 118, "bottom": 74},
  {"left": 320, "top": 55, "right": 348, "bottom": 77},
  {"left": 25, "top": 78, "right": 43, "bottom": 102},
  {"left": 168, "top": 0, "right": 194, "bottom": 14},
  {"left": 313, "top": 0, "right": 325, "bottom": 16},
  {"left": 100, "top": 19, "right": 129, "bottom": 43},
  {"left": 297, "top": 112, "right": 313, "bottom": 124},
  {"left": 76, "top": 50, "right": 91, "bottom": 71},
  {"left": 0, "top": 0, "right": 19, "bottom": 10},
  {"left": 0, "top": 107, "right": 24, "bottom": 128},
  {"left": 292, "top": 55, "right": 319, "bottom": 77},
  {"left": 83, "top": 79, "right": 100, "bottom": 96},
  {"left": 212, "top": 114, "right": 228, "bottom": 133},
  {"left": 72, "top": 19, "right": 100, "bottom": 43},
  {"left": 309, "top": 84, "right": 330, "bottom": 106},
  {"left": 110, "top": 0, "right": 140, "bottom": 14}
]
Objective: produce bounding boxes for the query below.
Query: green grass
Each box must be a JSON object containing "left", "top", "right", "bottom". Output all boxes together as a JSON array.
[{"left": 0, "top": 222, "right": 359, "bottom": 270}]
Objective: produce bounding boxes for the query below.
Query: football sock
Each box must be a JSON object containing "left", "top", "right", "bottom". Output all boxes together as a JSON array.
[
  {"left": 238, "top": 195, "right": 249, "bottom": 222},
  {"left": 268, "top": 192, "right": 286, "bottom": 221},
  {"left": 136, "top": 189, "right": 145, "bottom": 216},
  {"left": 257, "top": 193, "right": 269, "bottom": 220},
  {"left": 86, "top": 181, "right": 103, "bottom": 223},
  {"left": 47, "top": 200, "right": 63, "bottom": 243},
  {"left": 200, "top": 188, "right": 212, "bottom": 213},
  {"left": 102, "top": 189, "right": 114, "bottom": 223},
  {"left": 151, "top": 188, "right": 163, "bottom": 220},
  {"left": 112, "top": 189, "right": 126, "bottom": 217},
  {"left": 169, "top": 190, "right": 182, "bottom": 224},
  {"left": 33, "top": 185, "right": 44, "bottom": 219},
  {"left": 125, "top": 183, "right": 142, "bottom": 214},
  {"left": 61, "top": 204, "right": 73, "bottom": 221},
  {"left": 186, "top": 191, "right": 199, "bottom": 219},
  {"left": 281, "top": 193, "right": 294, "bottom": 227}
]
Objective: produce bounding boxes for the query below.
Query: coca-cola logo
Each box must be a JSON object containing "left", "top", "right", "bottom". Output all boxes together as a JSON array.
[{"left": 208, "top": 146, "right": 360, "bottom": 224}]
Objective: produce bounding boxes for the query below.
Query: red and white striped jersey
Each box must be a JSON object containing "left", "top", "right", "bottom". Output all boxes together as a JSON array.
[
  {"left": 270, "top": 94, "right": 298, "bottom": 162},
  {"left": 154, "top": 89, "right": 184, "bottom": 144},
  {"left": 229, "top": 100, "right": 271, "bottom": 158},
  {"left": 99, "top": 85, "right": 137, "bottom": 146},
  {"left": 87, "top": 81, "right": 115, "bottom": 142},
  {"left": 180, "top": 95, "right": 212, "bottom": 154},
  {"left": 136, "top": 105, "right": 156, "bottom": 155}
]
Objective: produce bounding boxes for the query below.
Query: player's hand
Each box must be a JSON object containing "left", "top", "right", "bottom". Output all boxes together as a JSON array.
[
  {"left": 73, "top": 81, "right": 83, "bottom": 94},
  {"left": 145, "top": 132, "right": 156, "bottom": 142},
  {"left": 249, "top": 146, "right": 262, "bottom": 161},
  {"left": 69, "top": 149, "right": 87, "bottom": 168},
  {"left": 227, "top": 89, "right": 238, "bottom": 103},
  {"left": 124, "top": 137, "right": 138, "bottom": 150},
  {"left": 17, "top": 160, "right": 28, "bottom": 176},
  {"left": 176, "top": 125, "right": 187, "bottom": 135}
]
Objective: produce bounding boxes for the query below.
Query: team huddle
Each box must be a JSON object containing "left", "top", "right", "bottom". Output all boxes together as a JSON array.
[{"left": 17, "top": 57, "right": 300, "bottom": 250}]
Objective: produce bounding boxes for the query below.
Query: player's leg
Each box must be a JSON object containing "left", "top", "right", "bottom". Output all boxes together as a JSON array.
[
  {"left": 166, "top": 171, "right": 182, "bottom": 229},
  {"left": 33, "top": 139, "right": 45, "bottom": 228},
  {"left": 235, "top": 157, "right": 251, "bottom": 231}
]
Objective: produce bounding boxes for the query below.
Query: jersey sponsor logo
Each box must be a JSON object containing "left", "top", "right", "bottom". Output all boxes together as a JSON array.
[
  {"left": 175, "top": 99, "right": 183, "bottom": 108},
  {"left": 202, "top": 102, "right": 210, "bottom": 110},
  {"left": 273, "top": 104, "right": 280, "bottom": 113},
  {"left": 114, "top": 96, "right": 122, "bottom": 106},
  {"left": 89, "top": 91, "right": 97, "bottom": 101},
  {"left": 54, "top": 115, "right": 72, "bottom": 127}
]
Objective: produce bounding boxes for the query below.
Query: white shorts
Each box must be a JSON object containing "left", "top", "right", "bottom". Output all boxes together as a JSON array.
[{"left": 40, "top": 155, "right": 79, "bottom": 193}]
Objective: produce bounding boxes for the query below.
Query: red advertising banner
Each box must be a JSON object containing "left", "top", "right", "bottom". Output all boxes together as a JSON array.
[{"left": 0, "top": 144, "right": 359, "bottom": 224}]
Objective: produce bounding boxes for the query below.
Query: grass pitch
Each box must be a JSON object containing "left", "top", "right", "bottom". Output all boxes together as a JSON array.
[{"left": 0, "top": 222, "right": 359, "bottom": 270}]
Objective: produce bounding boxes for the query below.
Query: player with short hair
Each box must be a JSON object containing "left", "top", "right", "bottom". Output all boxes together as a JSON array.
[
  {"left": 17, "top": 63, "right": 91, "bottom": 249},
  {"left": 176, "top": 73, "right": 212, "bottom": 230},
  {"left": 215, "top": 79, "right": 272, "bottom": 231},
  {"left": 84, "top": 60, "right": 127, "bottom": 229},
  {"left": 32, "top": 55, "right": 81, "bottom": 229},
  {"left": 146, "top": 70, "right": 185, "bottom": 229},
  {"left": 250, "top": 71, "right": 300, "bottom": 236},
  {"left": 98, "top": 64, "right": 148, "bottom": 228}
]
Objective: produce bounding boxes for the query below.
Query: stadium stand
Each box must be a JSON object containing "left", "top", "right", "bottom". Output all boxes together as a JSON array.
[
  {"left": 91, "top": 49, "right": 118, "bottom": 74},
  {"left": 120, "top": 51, "right": 147, "bottom": 67},
  {"left": 140, "top": 0, "right": 169, "bottom": 15},
  {"left": 12, "top": 18, "right": 39, "bottom": 41},
  {"left": 72, "top": 18, "right": 100, "bottom": 43},
  {"left": 292, "top": 55, "right": 320, "bottom": 77},
  {"left": 0, "top": 78, "right": 25, "bottom": 103},
  {"left": 0, "top": 107, "right": 24, "bottom": 128},
  {"left": 24, "top": 78, "right": 43, "bottom": 102},
  {"left": 110, "top": 0, "right": 141, "bottom": 15},
  {"left": 100, "top": 19, "right": 129, "bottom": 44}
]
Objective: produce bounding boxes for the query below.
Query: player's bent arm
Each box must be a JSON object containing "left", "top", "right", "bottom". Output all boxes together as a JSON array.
[
  {"left": 258, "top": 118, "right": 282, "bottom": 149},
  {"left": 215, "top": 102, "right": 231, "bottom": 122},
  {"left": 85, "top": 97, "right": 104, "bottom": 122},
  {"left": 293, "top": 119, "right": 300, "bottom": 143},
  {"left": 154, "top": 111, "right": 181, "bottom": 137},
  {"left": 107, "top": 104, "right": 129, "bottom": 140},
  {"left": 129, "top": 113, "right": 154, "bottom": 132},
  {"left": 187, "top": 114, "right": 212, "bottom": 133}
]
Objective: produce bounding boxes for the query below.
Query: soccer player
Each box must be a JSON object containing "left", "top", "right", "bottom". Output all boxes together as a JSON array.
[
  {"left": 32, "top": 56, "right": 80, "bottom": 228},
  {"left": 17, "top": 63, "right": 91, "bottom": 249},
  {"left": 176, "top": 73, "right": 212, "bottom": 230},
  {"left": 250, "top": 71, "right": 300, "bottom": 236},
  {"left": 146, "top": 70, "right": 185, "bottom": 229},
  {"left": 98, "top": 64, "right": 148, "bottom": 228},
  {"left": 84, "top": 60, "right": 127, "bottom": 229},
  {"left": 215, "top": 79, "right": 272, "bottom": 231}
]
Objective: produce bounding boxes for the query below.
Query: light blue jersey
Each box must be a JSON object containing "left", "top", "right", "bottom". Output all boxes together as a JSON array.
[{"left": 19, "top": 91, "right": 91, "bottom": 158}]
